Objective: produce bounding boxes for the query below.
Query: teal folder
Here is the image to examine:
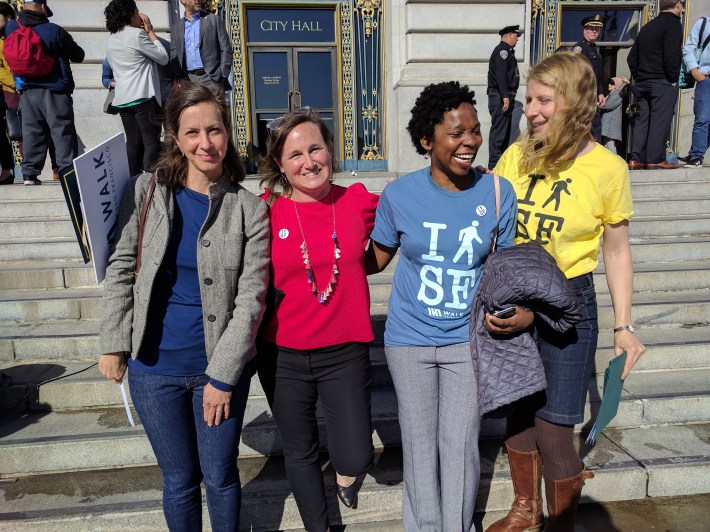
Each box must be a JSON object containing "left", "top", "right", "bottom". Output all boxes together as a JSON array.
[{"left": 585, "top": 351, "right": 627, "bottom": 446}]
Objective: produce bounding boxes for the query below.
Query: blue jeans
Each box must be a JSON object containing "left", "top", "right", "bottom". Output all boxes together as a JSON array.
[
  {"left": 690, "top": 78, "right": 710, "bottom": 161},
  {"left": 128, "top": 367, "right": 251, "bottom": 532},
  {"left": 535, "top": 273, "right": 599, "bottom": 425}
]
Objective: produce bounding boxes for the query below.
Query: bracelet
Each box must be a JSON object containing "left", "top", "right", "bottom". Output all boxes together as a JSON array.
[{"left": 613, "top": 325, "right": 634, "bottom": 333}]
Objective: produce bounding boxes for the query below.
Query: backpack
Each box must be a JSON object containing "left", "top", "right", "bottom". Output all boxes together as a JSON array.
[{"left": 4, "top": 22, "right": 55, "bottom": 78}]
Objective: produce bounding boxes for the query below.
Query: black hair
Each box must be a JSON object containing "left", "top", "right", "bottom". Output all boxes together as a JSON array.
[
  {"left": 407, "top": 81, "right": 477, "bottom": 155},
  {"left": 105, "top": 0, "right": 137, "bottom": 34},
  {"left": 0, "top": 2, "right": 16, "bottom": 20}
]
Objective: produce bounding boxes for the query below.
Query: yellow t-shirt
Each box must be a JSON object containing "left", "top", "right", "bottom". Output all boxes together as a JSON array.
[
  {"left": 0, "top": 39, "right": 17, "bottom": 93},
  {"left": 494, "top": 142, "right": 633, "bottom": 278}
]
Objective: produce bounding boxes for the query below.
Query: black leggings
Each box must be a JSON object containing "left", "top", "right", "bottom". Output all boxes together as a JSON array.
[
  {"left": 119, "top": 97, "right": 162, "bottom": 176},
  {"left": 255, "top": 341, "right": 374, "bottom": 532}
]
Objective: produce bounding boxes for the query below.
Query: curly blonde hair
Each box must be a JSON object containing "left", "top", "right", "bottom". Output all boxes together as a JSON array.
[{"left": 518, "top": 52, "right": 597, "bottom": 175}]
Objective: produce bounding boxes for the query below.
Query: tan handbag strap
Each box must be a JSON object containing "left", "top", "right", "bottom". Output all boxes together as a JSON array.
[
  {"left": 134, "top": 174, "right": 157, "bottom": 277},
  {"left": 491, "top": 173, "right": 501, "bottom": 252}
]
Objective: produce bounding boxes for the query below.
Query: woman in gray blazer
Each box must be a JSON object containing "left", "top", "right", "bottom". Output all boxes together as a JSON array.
[{"left": 98, "top": 82, "right": 270, "bottom": 531}]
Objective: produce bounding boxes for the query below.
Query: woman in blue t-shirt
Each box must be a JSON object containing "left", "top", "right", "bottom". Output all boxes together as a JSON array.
[{"left": 366, "top": 81, "right": 532, "bottom": 531}]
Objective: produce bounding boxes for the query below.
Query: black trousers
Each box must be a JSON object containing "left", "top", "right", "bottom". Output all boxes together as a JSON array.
[
  {"left": 119, "top": 97, "right": 163, "bottom": 176},
  {"left": 488, "top": 93, "right": 514, "bottom": 169},
  {"left": 255, "top": 341, "right": 373, "bottom": 532},
  {"left": 630, "top": 79, "right": 678, "bottom": 164},
  {"left": 19, "top": 88, "right": 78, "bottom": 179}
]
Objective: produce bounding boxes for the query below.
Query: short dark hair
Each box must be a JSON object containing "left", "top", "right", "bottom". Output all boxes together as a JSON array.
[
  {"left": 105, "top": 0, "right": 137, "bottom": 34},
  {"left": 659, "top": 0, "right": 681, "bottom": 10},
  {"left": 258, "top": 109, "right": 338, "bottom": 197},
  {"left": 153, "top": 81, "right": 246, "bottom": 187},
  {"left": 407, "top": 81, "right": 477, "bottom": 155},
  {"left": 0, "top": 2, "right": 16, "bottom": 21}
]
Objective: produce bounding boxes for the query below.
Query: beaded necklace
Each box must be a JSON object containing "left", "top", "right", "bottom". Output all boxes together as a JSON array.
[{"left": 292, "top": 186, "right": 341, "bottom": 303}]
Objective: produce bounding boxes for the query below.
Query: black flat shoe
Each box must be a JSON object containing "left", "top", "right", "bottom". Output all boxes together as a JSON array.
[{"left": 335, "top": 474, "right": 365, "bottom": 508}]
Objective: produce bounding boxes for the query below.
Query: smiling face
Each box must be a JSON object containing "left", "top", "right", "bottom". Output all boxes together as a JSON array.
[
  {"left": 173, "top": 101, "right": 228, "bottom": 181},
  {"left": 525, "top": 79, "right": 561, "bottom": 138},
  {"left": 278, "top": 121, "right": 333, "bottom": 202},
  {"left": 421, "top": 102, "right": 482, "bottom": 186}
]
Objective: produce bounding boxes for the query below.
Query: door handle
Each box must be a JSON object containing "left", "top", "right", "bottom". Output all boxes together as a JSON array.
[
  {"left": 294, "top": 91, "right": 302, "bottom": 110},
  {"left": 287, "top": 91, "right": 294, "bottom": 112}
]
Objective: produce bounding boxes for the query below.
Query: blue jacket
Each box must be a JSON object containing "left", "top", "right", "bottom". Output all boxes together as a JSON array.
[{"left": 5, "top": 9, "right": 84, "bottom": 94}]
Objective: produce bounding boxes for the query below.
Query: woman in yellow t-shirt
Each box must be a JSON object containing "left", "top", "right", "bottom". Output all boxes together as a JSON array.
[{"left": 487, "top": 52, "right": 646, "bottom": 532}]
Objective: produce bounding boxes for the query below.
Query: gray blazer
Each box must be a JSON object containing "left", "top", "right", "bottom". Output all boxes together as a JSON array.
[
  {"left": 170, "top": 10, "right": 233, "bottom": 87},
  {"left": 99, "top": 172, "right": 270, "bottom": 386}
]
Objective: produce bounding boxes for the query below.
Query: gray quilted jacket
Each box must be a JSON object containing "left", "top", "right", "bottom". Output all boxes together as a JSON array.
[{"left": 470, "top": 242, "right": 581, "bottom": 415}]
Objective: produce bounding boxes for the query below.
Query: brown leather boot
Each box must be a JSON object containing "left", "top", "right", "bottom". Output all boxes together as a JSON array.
[
  {"left": 543, "top": 468, "right": 594, "bottom": 531},
  {"left": 486, "top": 447, "right": 543, "bottom": 532}
]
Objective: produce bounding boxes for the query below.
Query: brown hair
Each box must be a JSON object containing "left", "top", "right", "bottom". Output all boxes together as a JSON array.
[
  {"left": 258, "top": 109, "right": 339, "bottom": 197},
  {"left": 659, "top": 0, "right": 680, "bottom": 10},
  {"left": 152, "top": 81, "right": 245, "bottom": 187},
  {"left": 518, "top": 52, "right": 597, "bottom": 175}
]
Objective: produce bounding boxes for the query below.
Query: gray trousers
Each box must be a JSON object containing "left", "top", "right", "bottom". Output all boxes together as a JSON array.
[
  {"left": 385, "top": 342, "right": 479, "bottom": 532},
  {"left": 20, "top": 88, "right": 78, "bottom": 178}
]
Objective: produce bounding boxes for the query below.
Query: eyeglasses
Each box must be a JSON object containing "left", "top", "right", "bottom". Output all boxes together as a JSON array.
[
  {"left": 266, "top": 107, "right": 312, "bottom": 134},
  {"left": 607, "top": 78, "right": 616, "bottom": 86}
]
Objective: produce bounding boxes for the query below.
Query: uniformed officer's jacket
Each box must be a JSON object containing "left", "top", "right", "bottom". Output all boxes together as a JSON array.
[
  {"left": 573, "top": 39, "right": 603, "bottom": 95},
  {"left": 487, "top": 42, "right": 520, "bottom": 97}
]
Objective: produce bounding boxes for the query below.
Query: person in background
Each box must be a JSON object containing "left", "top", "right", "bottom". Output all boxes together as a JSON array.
[
  {"left": 5, "top": 0, "right": 84, "bottom": 185},
  {"left": 490, "top": 52, "right": 645, "bottom": 532},
  {"left": 679, "top": 15, "right": 710, "bottom": 168},
  {"left": 255, "top": 109, "right": 377, "bottom": 532},
  {"left": 487, "top": 24, "right": 521, "bottom": 169},
  {"left": 171, "top": 0, "right": 232, "bottom": 91},
  {"left": 367, "top": 81, "right": 523, "bottom": 531},
  {"left": 627, "top": 0, "right": 683, "bottom": 170},
  {"left": 601, "top": 76, "right": 629, "bottom": 155},
  {"left": 572, "top": 14, "right": 606, "bottom": 142},
  {"left": 98, "top": 81, "right": 270, "bottom": 531},
  {"left": 0, "top": 1, "right": 16, "bottom": 184},
  {"left": 105, "top": 0, "right": 168, "bottom": 176}
]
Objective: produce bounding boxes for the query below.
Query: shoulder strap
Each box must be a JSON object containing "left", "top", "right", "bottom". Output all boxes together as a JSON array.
[
  {"left": 491, "top": 173, "right": 501, "bottom": 253},
  {"left": 134, "top": 174, "right": 157, "bottom": 278},
  {"left": 701, "top": 17, "right": 710, "bottom": 52}
]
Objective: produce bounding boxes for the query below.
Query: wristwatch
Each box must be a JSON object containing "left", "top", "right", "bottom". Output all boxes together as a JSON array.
[{"left": 613, "top": 325, "right": 635, "bottom": 333}]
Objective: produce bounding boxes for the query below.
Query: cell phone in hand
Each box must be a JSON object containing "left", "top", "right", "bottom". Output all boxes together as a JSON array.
[{"left": 492, "top": 306, "right": 517, "bottom": 319}]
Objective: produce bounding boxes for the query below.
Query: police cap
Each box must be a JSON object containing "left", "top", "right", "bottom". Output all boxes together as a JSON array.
[
  {"left": 499, "top": 25, "right": 522, "bottom": 36},
  {"left": 581, "top": 15, "right": 604, "bottom": 28}
]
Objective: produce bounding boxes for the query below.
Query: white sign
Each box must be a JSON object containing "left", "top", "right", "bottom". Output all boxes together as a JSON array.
[{"left": 73, "top": 133, "right": 131, "bottom": 284}]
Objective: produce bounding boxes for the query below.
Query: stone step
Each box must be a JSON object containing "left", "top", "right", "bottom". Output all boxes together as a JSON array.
[
  {"left": 0, "top": 424, "right": 708, "bottom": 531},
  {"left": 0, "top": 200, "right": 71, "bottom": 219},
  {"left": 0, "top": 238, "right": 86, "bottom": 262},
  {"left": 628, "top": 167, "right": 709, "bottom": 182},
  {"left": 372, "top": 289, "right": 710, "bottom": 331},
  {"left": 623, "top": 235, "right": 710, "bottom": 262},
  {"left": 2, "top": 368, "right": 709, "bottom": 476},
  {"left": 631, "top": 214, "right": 710, "bottom": 238},
  {"left": 3, "top": 260, "right": 710, "bottom": 322},
  {"left": 0, "top": 218, "right": 79, "bottom": 240},
  {"left": 3, "top": 323, "right": 709, "bottom": 413},
  {"left": 2, "top": 287, "right": 710, "bottom": 361},
  {"left": 0, "top": 260, "right": 94, "bottom": 291},
  {"left": 634, "top": 197, "right": 710, "bottom": 217},
  {"left": 629, "top": 180, "right": 710, "bottom": 199},
  {"left": 53, "top": 0, "right": 171, "bottom": 33}
]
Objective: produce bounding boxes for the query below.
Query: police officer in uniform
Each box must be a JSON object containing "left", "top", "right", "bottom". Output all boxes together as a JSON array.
[
  {"left": 573, "top": 14, "right": 605, "bottom": 141},
  {"left": 487, "top": 25, "right": 521, "bottom": 169}
]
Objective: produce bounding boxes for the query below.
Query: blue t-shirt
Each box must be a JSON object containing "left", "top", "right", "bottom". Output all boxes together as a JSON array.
[
  {"left": 132, "top": 186, "right": 209, "bottom": 376},
  {"left": 371, "top": 167, "right": 517, "bottom": 347}
]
